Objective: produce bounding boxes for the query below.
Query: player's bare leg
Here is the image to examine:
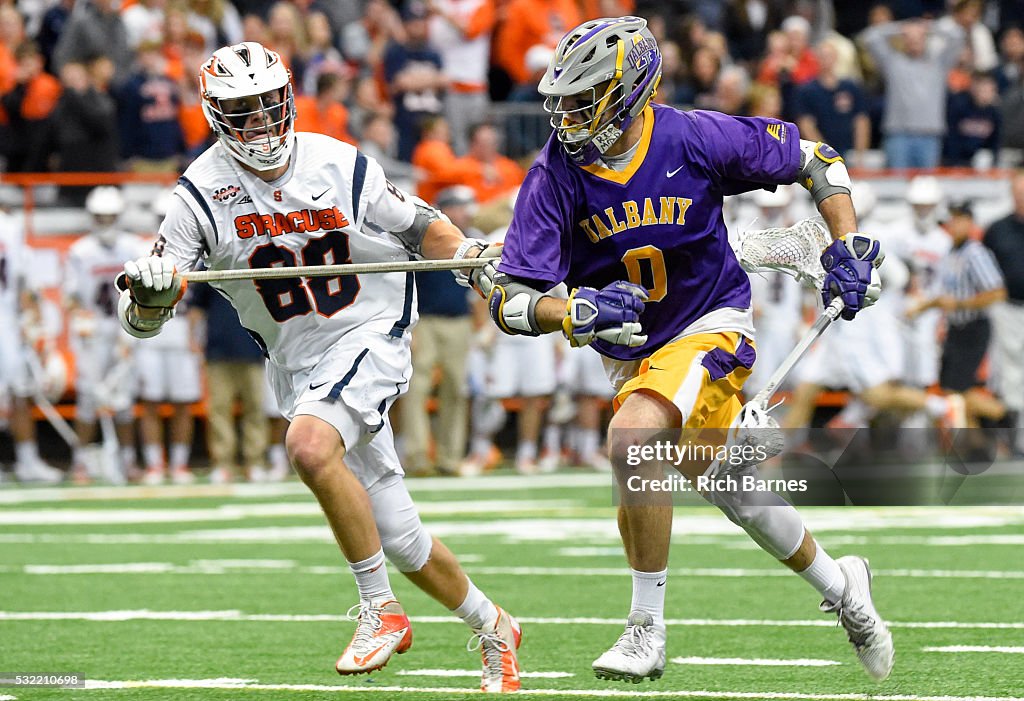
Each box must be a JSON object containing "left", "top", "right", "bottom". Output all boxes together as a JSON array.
[
  {"left": 287, "top": 415, "right": 410, "bottom": 676},
  {"left": 515, "top": 396, "right": 548, "bottom": 474},
  {"left": 10, "top": 396, "right": 62, "bottom": 483},
  {"left": 405, "top": 537, "right": 521, "bottom": 692},
  {"left": 595, "top": 389, "right": 676, "bottom": 682},
  {"left": 140, "top": 401, "right": 166, "bottom": 483}
]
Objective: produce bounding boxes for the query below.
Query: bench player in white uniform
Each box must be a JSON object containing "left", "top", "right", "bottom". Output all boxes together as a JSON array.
[
  {"left": 0, "top": 208, "right": 64, "bottom": 483},
  {"left": 785, "top": 182, "right": 965, "bottom": 433},
  {"left": 136, "top": 191, "right": 203, "bottom": 486},
  {"left": 116, "top": 42, "right": 520, "bottom": 692},
  {"left": 64, "top": 187, "right": 147, "bottom": 484},
  {"left": 136, "top": 286, "right": 202, "bottom": 485},
  {"left": 745, "top": 185, "right": 808, "bottom": 396}
]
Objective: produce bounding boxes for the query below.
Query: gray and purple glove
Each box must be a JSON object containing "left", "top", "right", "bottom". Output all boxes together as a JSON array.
[
  {"left": 562, "top": 281, "right": 649, "bottom": 348},
  {"left": 820, "top": 235, "right": 883, "bottom": 321}
]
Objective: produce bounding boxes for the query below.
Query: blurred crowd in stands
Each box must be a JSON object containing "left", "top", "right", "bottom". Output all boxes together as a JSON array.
[
  {"left": 4, "top": 0, "right": 1024, "bottom": 485},
  {"left": 2, "top": 0, "right": 1024, "bottom": 184}
]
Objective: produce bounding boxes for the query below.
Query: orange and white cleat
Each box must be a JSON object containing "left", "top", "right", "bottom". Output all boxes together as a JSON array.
[
  {"left": 335, "top": 598, "right": 412, "bottom": 675},
  {"left": 468, "top": 606, "right": 522, "bottom": 693}
]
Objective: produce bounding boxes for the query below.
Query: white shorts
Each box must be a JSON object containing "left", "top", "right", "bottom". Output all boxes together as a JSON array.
[
  {"left": 268, "top": 330, "right": 411, "bottom": 489},
  {"left": 563, "top": 346, "right": 615, "bottom": 398},
  {"left": 0, "top": 331, "right": 35, "bottom": 398},
  {"left": 487, "top": 333, "right": 557, "bottom": 398},
  {"left": 73, "top": 329, "right": 136, "bottom": 422},
  {"left": 263, "top": 366, "right": 283, "bottom": 418},
  {"left": 796, "top": 309, "right": 903, "bottom": 393},
  {"left": 136, "top": 346, "right": 202, "bottom": 403},
  {"left": 904, "top": 310, "right": 941, "bottom": 388}
]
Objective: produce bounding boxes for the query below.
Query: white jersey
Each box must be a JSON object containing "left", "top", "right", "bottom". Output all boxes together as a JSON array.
[
  {"left": 156, "top": 133, "right": 420, "bottom": 372},
  {"left": 65, "top": 232, "right": 152, "bottom": 321},
  {"left": 0, "top": 210, "right": 26, "bottom": 322}
]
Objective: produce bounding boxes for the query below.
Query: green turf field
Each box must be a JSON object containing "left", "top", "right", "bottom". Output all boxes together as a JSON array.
[{"left": 1, "top": 472, "right": 1023, "bottom": 700}]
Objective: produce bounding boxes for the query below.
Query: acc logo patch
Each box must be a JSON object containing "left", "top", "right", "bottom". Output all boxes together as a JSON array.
[{"left": 213, "top": 185, "right": 241, "bottom": 202}]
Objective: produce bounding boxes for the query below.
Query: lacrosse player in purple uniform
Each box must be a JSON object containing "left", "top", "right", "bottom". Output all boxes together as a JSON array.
[{"left": 469, "top": 16, "right": 893, "bottom": 684}]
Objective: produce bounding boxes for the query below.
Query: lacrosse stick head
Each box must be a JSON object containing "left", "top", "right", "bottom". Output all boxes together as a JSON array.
[
  {"left": 738, "top": 216, "right": 831, "bottom": 289},
  {"left": 728, "top": 401, "right": 786, "bottom": 462}
]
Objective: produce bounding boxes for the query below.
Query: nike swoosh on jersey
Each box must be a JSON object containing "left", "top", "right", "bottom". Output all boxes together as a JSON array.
[
  {"left": 666, "top": 165, "right": 685, "bottom": 177},
  {"left": 309, "top": 380, "right": 330, "bottom": 390},
  {"left": 312, "top": 187, "right": 332, "bottom": 201}
]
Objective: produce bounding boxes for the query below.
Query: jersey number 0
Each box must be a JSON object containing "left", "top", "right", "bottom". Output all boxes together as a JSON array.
[{"left": 248, "top": 231, "right": 360, "bottom": 322}]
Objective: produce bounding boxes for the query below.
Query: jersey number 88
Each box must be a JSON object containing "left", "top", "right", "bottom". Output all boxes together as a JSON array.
[{"left": 247, "top": 230, "right": 360, "bottom": 322}]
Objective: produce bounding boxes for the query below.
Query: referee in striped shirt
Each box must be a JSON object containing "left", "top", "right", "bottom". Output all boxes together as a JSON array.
[{"left": 908, "top": 201, "right": 1007, "bottom": 393}]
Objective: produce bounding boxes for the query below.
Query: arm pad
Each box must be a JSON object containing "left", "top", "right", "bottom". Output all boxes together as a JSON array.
[
  {"left": 392, "top": 201, "right": 442, "bottom": 256},
  {"left": 797, "top": 139, "right": 852, "bottom": 205},
  {"left": 118, "top": 288, "right": 171, "bottom": 339},
  {"left": 486, "top": 271, "right": 550, "bottom": 337}
]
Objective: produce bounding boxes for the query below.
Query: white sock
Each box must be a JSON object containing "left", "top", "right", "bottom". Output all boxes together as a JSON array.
[
  {"left": 268, "top": 444, "right": 287, "bottom": 469},
  {"left": 924, "top": 395, "right": 949, "bottom": 418},
  {"left": 517, "top": 441, "right": 537, "bottom": 462},
  {"left": 543, "top": 424, "right": 561, "bottom": 453},
  {"left": 349, "top": 549, "right": 394, "bottom": 601},
  {"left": 453, "top": 577, "right": 498, "bottom": 631},
  {"left": 630, "top": 568, "right": 667, "bottom": 631},
  {"left": 15, "top": 441, "right": 38, "bottom": 467},
  {"left": 578, "top": 429, "right": 599, "bottom": 459},
  {"left": 471, "top": 436, "right": 492, "bottom": 460},
  {"left": 120, "top": 446, "right": 137, "bottom": 473},
  {"left": 144, "top": 444, "right": 163, "bottom": 471},
  {"left": 797, "top": 542, "right": 846, "bottom": 604},
  {"left": 169, "top": 443, "right": 190, "bottom": 471}
]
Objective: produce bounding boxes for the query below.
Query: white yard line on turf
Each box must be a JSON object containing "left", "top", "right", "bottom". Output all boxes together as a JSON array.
[
  {"left": 924, "top": 646, "right": 1024, "bottom": 653},
  {"left": 0, "top": 695, "right": 17, "bottom": 700},
  {"left": 76, "top": 679, "right": 1024, "bottom": 701},
  {"left": 0, "top": 473, "right": 612, "bottom": 504},
  {"left": 5, "top": 561, "right": 1024, "bottom": 580},
  {"left": 1, "top": 610, "right": 1022, "bottom": 630},
  {"left": 671, "top": 657, "right": 839, "bottom": 667},
  {"left": 395, "top": 670, "right": 574, "bottom": 678},
  {"left": 0, "top": 500, "right": 580, "bottom": 525}
]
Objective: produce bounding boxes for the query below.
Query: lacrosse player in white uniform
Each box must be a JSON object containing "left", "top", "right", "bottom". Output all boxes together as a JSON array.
[
  {"left": 115, "top": 42, "right": 520, "bottom": 692},
  {"left": 745, "top": 185, "right": 808, "bottom": 396},
  {"left": 137, "top": 190, "right": 203, "bottom": 485},
  {"left": 65, "top": 187, "right": 147, "bottom": 484},
  {"left": 0, "top": 208, "right": 64, "bottom": 483},
  {"left": 785, "top": 182, "right": 965, "bottom": 433}
]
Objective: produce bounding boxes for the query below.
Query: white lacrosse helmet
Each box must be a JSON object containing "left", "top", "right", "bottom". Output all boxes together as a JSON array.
[
  {"left": 539, "top": 16, "right": 662, "bottom": 165},
  {"left": 199, "top": 41, "right": 296, "bottom": 171},
  {"left": 85, "top": 186, "right": 125, "bottom": 217},
  {"left": 906, "top": 175, "right": 943, "bottom": 206}
]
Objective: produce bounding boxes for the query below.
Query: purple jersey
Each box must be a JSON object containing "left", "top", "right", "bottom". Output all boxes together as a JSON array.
[{"left": 499, "top": 104, "right": 800, "bottom": 360}]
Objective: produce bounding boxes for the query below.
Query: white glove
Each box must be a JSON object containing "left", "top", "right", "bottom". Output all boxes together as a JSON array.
[{"left": 122, "top": 256, "right": 185, "bottom": 308}]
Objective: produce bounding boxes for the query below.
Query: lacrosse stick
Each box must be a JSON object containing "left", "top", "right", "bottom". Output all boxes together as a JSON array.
[
  {"left": 23, "top": 344, "right": 80, "bottom": 450},
  {"left": 184, "top": 257, "right": 491, "bottom": 283},
  {"left": 730, "top": 217, "right": 845, "bottom": 457}
]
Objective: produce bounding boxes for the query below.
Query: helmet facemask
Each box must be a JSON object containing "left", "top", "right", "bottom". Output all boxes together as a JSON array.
[
  {"left": 199, "top": 42, "right": 296, "bottom": 172},
  {"left": 205, "top": 84, "right": 295, "bottom": 170},
  {"left": 539, "top": 17, "right": 662, "bottom": 166}
]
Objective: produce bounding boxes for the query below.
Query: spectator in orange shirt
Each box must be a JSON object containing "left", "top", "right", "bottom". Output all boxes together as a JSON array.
[
  {"left": 459, "top": 122, "right": 524, "bottom": 203},
  {"left": 412, "top": 115, "right": 471, "bottom": 204},
  {"left": 579, "top": 0, "right": 634, "bottom": 21},
  {"left": 0, "top": 5, "right": 26, "bottom": 95},
  {"left": 1, "top": 41, "right": 62, "bottom": 172},
  {"left": 294, "top": 72, "right": 358, "bottom": 145},
  {"left": 492, "top": 0, "right": 580, "bottom": 92}
]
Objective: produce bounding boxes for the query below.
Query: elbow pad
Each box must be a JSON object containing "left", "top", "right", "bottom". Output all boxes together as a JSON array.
[
  {"left": 797, "top": 140, "right": 852, "bottom": 205},
  {"left": 118, "top": 288, "right": 170, "bottom": 339},
  {"left": 392, "top": 199, "right": 442, "bottom": 256},
  {"left": 486, "top": 271, "right": 549, "bottom": 337}
]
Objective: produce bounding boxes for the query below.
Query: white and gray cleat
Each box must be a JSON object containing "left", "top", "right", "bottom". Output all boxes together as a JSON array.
[
  {"left": 821, "top": 555, "right": 894, "bottom": 681},
  {"left": 592, "top": 610, "right": 666, "bottom": 683}
]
